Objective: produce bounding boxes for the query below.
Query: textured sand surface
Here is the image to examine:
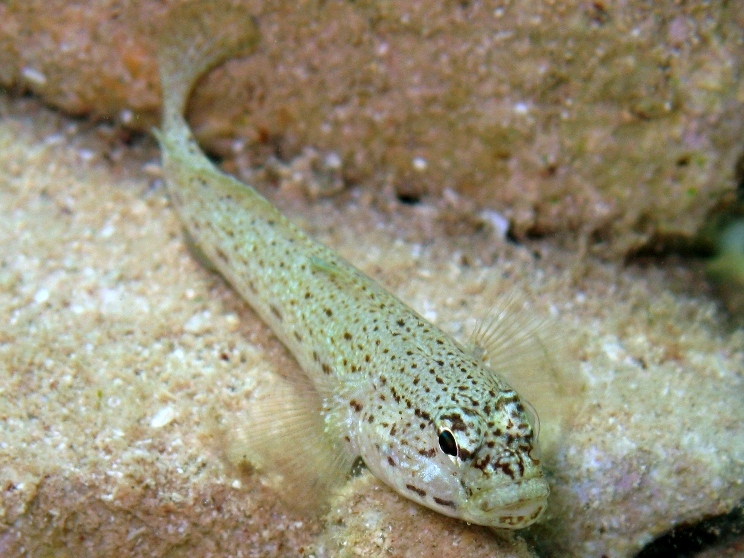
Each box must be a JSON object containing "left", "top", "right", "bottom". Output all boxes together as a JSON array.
[
  {"left": 1, "top": 93, "right": 743, "bottom": 557},
  {"left": 1, "top": 0, "right": 743, "bottom": 258}
]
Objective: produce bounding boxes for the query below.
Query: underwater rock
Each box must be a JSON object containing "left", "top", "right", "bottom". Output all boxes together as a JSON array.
[
  {"left": 1, "top": 89, "right": 742, "bottom": 557},
  {"left": 530, "top": 319, "right": 744, "bottom": 556},
  {"left": 310, "top": 475, "right": 538, "bottom": 557},
  {"left": 1, "top": 0, "right": 743, "bottom": 258}
]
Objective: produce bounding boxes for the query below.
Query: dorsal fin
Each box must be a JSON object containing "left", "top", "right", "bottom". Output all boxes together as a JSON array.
[{"left": 309, "top": 256, "right": 368, "bottom": 286}]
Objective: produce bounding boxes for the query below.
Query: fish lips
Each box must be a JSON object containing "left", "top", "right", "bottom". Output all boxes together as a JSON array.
[{"left": 462, "top": 475, "right": 550, "bottom": 529}]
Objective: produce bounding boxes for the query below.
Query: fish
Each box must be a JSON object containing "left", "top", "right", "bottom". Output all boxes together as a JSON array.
[{"left": 155, "top": 0, "right": 550, "bottom": 529}]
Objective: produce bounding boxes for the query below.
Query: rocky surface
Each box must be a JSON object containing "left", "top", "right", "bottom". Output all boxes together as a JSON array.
[
  {"left": 1, "top": 0, "right": 743, "bottom": 258},
  {"left": 1, "top": 93, "right": 742, "bottom": 557}
]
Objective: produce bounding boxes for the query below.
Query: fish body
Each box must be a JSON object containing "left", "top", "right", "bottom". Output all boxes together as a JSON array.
[{"left": 156, "top": 1, "right": 549, "bottom": 528}]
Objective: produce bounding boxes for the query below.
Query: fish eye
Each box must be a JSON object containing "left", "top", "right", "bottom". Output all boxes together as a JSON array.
[{"left": 438, "top": 428, "right": 458, "bottom": 457}]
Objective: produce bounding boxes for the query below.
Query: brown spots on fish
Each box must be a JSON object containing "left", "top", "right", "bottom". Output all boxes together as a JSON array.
[
  {"left": 215, "top": 247, "right": 230, "bottom": 264},
  {"left": 495, "top": 461, "right": 516, "bottom": 479},
  {"left": 434, "top": 497, "right": 456, "bottom": 508},
  {"left": 406, "top": 484, "right": 427, "bottom": 498},
  {"left": 387, "top": 456, "right": 396, "bottom": 467},
  {"left": 270, "top": 303, "right": 282, "bottom": 321},
  {"left": 413, "top": 408, "right": 431, "bottom": 421},
  {"left": 440, "top": 413, "right": 467, "bottom": 432},
  {"left": 350, "top": 400, "right": 363, "bottom": 412},
  {"left": 498, "top": 514, "right": 526, "bottom": 527},
  {"left": 474, "top": 454, "right": 491, "bottom": 471}
]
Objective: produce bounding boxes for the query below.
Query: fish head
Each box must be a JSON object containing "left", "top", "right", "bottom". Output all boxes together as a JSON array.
[
  {"left": 356, "top": 375, "right": 548, "bottom": 529},
  {"left": 452, "top": 389, "right": 549, "bottom": 528}
]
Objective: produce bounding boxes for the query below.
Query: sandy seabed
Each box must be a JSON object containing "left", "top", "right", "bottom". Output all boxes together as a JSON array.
[{"left": 0, "top": 94, "right": 742, "bottom": 557}]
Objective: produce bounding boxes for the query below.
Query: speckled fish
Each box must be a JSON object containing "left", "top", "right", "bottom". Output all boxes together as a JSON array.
[{"left": 155, "top": 0, "right": 549, "bottom": 529}]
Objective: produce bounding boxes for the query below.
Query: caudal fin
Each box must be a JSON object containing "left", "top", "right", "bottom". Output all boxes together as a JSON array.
[{"left": 157, "top": 0, "right": 260, "bottom": 129}]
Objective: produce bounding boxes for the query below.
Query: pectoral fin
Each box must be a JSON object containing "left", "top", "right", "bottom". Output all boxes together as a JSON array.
[
  {"left": 466, "top": 292, "right": 582, "bottom": 453},
  {"left": 225, "top": 374, "right": 356, "bottom": 512}
]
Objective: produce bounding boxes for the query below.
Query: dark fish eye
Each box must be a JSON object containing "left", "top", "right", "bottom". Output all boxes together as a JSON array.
[{"left": 438, "top": 429, "right": 458, "bottom": 457}]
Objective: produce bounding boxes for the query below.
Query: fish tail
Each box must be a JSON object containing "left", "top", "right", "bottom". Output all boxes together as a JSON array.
[{"left": 156, "top": 0, "right": 260, "bottom": 137}]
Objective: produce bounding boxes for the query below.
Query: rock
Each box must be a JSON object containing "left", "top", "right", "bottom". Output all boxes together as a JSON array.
[
  {"left": 0, "top": 88, "right": 742, "bottom": 556},
  {"left": 1, "top": 1, "right": 743, "bottom": 257}
]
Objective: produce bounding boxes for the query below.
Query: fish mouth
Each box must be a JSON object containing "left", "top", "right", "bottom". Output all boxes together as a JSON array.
[{"left": 462, "top": 476, "right": 550, "bottom": 529}]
